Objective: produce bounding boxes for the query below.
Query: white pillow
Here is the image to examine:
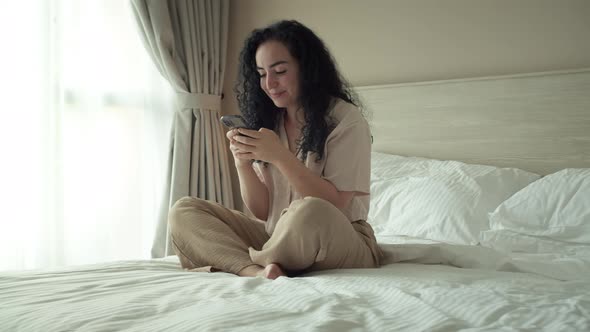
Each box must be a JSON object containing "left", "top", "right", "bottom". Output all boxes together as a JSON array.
[
  {"left": 369, "top": 152, "right": 540, "bottom": 244},
  {"left": 487, "top": 168, "right": 590, "bottom": 244},
  {"left": 480, "top": 229, "right": 590, "bottom": 256}
]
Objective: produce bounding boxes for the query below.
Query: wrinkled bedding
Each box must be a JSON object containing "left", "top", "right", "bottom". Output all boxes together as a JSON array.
[{"left": 1, "top": 241, "right": 589, "bottom": 332}]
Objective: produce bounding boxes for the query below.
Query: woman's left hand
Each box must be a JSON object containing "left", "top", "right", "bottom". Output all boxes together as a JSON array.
[{"left": 232, "top": 128, "right": 290, "bottom": 164}]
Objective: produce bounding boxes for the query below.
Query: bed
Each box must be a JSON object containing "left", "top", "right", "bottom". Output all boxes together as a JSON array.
[{"left": 2, "top": 68, "right": 589, "bottom": 331}]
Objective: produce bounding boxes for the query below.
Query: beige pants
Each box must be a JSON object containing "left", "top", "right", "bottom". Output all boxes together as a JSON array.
[
  {"left": 168, "top": 196, "right": 382, "bottom": 275},
  {"left": 168, "top": 197, "right": 381, "bottom": 274}
]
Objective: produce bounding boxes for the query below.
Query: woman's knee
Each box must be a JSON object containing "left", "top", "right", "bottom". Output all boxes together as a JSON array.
[
  {"left": 292, "top": 196, "right": 340, "bottom": 214},
  {"left": 170, "top": 196, "right": 207, "bottom": 210},
  {"left": 281, "top": 197, "right": 344, "bottom": 232},
  {"left": 168, "top": 196, "right": 210, "bottom": 231}
]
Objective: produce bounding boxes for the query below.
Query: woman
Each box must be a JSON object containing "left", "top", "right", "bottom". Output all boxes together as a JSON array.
[{"left": 168, "top": 20, "right": 382, "bottom": 279}]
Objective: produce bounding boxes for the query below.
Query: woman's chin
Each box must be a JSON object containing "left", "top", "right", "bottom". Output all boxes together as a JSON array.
[{"left": 272, "top": 100, "right": 287, "bottom": 108}]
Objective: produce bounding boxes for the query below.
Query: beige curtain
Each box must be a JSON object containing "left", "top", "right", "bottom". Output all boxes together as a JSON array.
[{"left": 130, "top": 0, "right": 234, "bottom": 257}]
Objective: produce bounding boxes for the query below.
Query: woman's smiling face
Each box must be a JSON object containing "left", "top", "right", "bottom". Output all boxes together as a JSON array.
[{"left": 255, "top": 40, "right": 300, "bottom": 110}]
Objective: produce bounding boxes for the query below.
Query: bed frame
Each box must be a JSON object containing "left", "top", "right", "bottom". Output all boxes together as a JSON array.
[{"left": 356, "top": 68, "right": 590, "bottom": 175}]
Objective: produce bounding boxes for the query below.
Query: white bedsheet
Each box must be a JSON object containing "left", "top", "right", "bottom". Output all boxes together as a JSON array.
[{"left": 1, "top": 243, "right": 589, "bottom": 332}]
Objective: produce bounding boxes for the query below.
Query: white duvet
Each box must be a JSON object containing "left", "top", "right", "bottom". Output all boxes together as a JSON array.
[{"left": 1, "top": 242, "right": 589, "bottom": 332}]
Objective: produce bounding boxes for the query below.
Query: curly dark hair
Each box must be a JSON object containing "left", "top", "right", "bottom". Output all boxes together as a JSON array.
[{"left": 234, "top": 20, "right": 361, "bottom": 162}]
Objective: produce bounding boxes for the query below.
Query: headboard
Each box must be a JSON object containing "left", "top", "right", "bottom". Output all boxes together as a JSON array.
[{"left": 356, "top": 68, "right": 590, "bottom": 175}]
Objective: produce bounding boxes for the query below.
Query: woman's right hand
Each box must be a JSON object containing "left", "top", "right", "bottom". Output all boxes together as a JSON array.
[
  {"left": 225, "top": 128, "right": 269, "bottom": 220},
  {"left": 226, "top": 129, "right": 252, "bottom": 168}
]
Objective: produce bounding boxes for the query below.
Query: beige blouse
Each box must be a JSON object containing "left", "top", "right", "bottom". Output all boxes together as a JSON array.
[{"left": 253, "top": 98, "right": 372, "bottom": 235}]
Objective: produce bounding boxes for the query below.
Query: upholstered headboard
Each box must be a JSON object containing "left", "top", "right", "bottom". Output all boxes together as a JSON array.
[{"left": 356, "top": 68, "right": 590, "bottom": 175}]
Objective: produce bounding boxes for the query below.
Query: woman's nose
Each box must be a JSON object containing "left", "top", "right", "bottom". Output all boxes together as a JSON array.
[{"left": 266, "top": 75, "right": 277, "bottom": 89}]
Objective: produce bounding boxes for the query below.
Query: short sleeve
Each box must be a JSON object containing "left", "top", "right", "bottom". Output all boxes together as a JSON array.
[{"left": 322, "top": 118, "right": 372, "bottom": 194}]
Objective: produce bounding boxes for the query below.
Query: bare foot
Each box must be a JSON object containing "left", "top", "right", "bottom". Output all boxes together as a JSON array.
[
  {"left": 237, "top": 263, "right": 287, "bottom": 279},
  {"left": 257, "top": 263, "right": 286, "bottom": 280}
]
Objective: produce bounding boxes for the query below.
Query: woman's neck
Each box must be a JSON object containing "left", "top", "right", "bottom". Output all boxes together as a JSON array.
[{"left": 284, "top": 106, "right": 304, "bottom": 129}]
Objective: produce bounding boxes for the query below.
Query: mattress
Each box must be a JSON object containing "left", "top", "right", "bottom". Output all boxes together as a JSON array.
[{"left": 1, "top": 240, "right": 589, "bottom": 332}]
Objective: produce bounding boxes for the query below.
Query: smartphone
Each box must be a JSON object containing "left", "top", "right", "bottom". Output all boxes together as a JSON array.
[
  {"left": 220, "top": 115, "right": 248, "bottom": 129},
  {"left": 221, "top": 114, "right": 263, "bottom": 164}
]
